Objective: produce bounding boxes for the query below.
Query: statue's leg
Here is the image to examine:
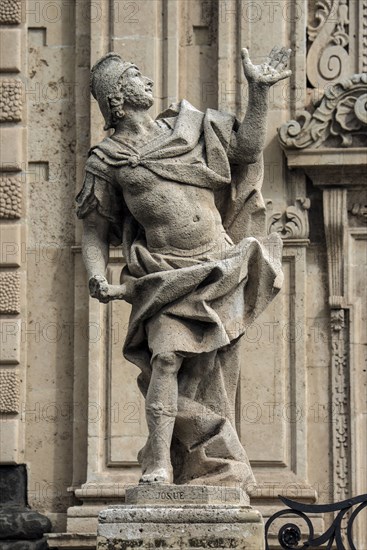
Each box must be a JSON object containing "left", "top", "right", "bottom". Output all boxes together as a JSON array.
[{"left": 140, "top": 352, "right": 183, "bottom": 484}]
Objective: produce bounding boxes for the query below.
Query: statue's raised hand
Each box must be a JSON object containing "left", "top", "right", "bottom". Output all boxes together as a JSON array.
[{"left": 241, "top": 46, "right": 292, "bottom": 87}]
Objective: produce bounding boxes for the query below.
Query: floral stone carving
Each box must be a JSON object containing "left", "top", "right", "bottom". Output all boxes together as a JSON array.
[
  {"left": 267, "top": 198, "right": 310, "bottom": 240},
  {"left": 279, "top": 74, "right": 367, "bottom": 149}
]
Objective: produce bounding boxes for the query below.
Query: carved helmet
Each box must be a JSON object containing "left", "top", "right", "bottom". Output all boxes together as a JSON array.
[{"left": 90, "top": 52, "right": 137, "bottom": 130}]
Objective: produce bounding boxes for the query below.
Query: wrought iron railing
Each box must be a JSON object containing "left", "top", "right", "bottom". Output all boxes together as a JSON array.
[{"left": 265, "top": 494, "right": 367, "bottom": 549}]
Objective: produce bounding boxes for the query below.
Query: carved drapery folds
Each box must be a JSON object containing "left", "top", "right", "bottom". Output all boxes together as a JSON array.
[
  {"left": 266, "top": 198, "right": 310, "bottom": 240},
  {"left": 279, "top": 74, "right": 367, "bottom": 149},
  {"left": 307, "top": 0, "right": 352, "bottom": 89}
]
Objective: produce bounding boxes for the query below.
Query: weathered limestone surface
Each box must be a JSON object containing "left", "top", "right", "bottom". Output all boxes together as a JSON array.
[
  {"left": 97, "top": 510, "right": 264, "bottom": 550},
  {"left": 97, "top": 486, "right": 264, "bottom": 550}
]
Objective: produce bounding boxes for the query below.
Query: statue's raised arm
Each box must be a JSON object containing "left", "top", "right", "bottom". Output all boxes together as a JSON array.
[{"left": 229, "top": 46, "right": 292, "bottom": 165}]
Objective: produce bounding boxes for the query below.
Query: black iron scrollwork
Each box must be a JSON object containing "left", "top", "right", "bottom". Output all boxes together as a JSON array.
[{"left": 265, "top": 494, "right": 367, "bottom": 549}]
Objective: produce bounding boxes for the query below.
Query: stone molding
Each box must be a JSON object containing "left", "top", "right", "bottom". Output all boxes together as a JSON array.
[{"left": 279, "top": 74, "right": 367, "bottom": 150}]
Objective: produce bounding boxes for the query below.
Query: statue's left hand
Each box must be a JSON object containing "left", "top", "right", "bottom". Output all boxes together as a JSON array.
[
  {"left": 241, "top": 46, "right": 292, "bottom": 87},
  {"left": 89, "top": 275, "right": 126, "bottom": 303}
]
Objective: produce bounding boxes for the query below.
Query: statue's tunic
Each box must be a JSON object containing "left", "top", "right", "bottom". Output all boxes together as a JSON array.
[{"left": 76, "top": 100, "right": 283, "bottom": 487}]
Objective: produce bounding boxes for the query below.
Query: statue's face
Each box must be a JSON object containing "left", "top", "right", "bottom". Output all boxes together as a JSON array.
[{"left": 120, "top": 66, "right": 154, "bottom": 110}]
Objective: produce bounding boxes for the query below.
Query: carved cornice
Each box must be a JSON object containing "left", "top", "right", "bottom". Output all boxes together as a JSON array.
[
  {"left": 279, "top": 74, "right": 367, "bottom": 150},
  {"left": 266, "top": 198, "right": 310, "bottom": 240}
]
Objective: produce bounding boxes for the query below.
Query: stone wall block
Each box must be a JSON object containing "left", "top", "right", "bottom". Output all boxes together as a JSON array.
[
  {"left": 0, "top": 318, "right": 21, "bottom": 364},
  {"left": 0, "top": 224, "right": 21, "bottom": 267},
  {"left": 0, "top": 127, "right": 25, "bottom": 171},
  {"left": 0, "top": 272, "right": 20, "bottom": 314},
  {"left": 0, "top": 176, "right": 22, "bottom": 219},
  {"left": 0, "top": 0, "right": 21, "bottom": 25},
  {"left": 0, "top": 29, "right": 21, "bottom": 72},
  {"left": 0, "top": 79, "right": 22, "bottom": 122},
  {"left": 0, "top": 370, "right": 20, "bottom": 413},
  {"left": 0, "top": 419, "right": 19, "bottom": 462}
]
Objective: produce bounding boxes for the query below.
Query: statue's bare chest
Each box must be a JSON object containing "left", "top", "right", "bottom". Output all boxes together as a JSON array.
[{"left": 114, "top": 164, "right": 161, "bottom": 196}]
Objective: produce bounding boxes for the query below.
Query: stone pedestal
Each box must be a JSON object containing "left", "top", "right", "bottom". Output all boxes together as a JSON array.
[{"left": 96, "top": 485, "right": 265, "bottom": 550}]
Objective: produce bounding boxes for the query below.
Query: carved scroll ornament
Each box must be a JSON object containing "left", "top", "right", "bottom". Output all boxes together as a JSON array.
[
  {"left": 307, "top": 0, "right": 351, "bottom": 89},
  {"left": 267, "top": 198, "right": 310, "bottom": 240},
  {"left": 279, "top": 74, "right": 367, "bottom": 149}
]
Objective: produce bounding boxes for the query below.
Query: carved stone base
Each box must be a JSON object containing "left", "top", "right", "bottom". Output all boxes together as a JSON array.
[
  {"left": 97, "top": 485, "right": 264, "bottom": 549},
  {"left": 125, "top": 483, "right": 250, "bottom": 506}
]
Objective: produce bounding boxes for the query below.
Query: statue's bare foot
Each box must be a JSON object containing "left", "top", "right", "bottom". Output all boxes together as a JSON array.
[{"left": 139, "top": 465, "right": 173, "bottom": 484}]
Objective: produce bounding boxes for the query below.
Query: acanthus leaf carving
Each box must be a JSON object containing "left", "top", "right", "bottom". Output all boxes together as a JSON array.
[
  {"left": 331, "top": 308, "right": 345, "bottom": 332},
  {"left": 308, "top": 0, "right": 335, "bottom": 42},
  {"left": 278, "top": 74, "right": 367, "bottom": 149},
  {"left": 266, "top": 198, "right": 310, "bottom": 240}
]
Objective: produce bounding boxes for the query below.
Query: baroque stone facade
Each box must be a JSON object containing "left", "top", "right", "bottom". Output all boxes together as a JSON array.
[{"left": 0, "top": 1, "right": 366, "bottom": 550}]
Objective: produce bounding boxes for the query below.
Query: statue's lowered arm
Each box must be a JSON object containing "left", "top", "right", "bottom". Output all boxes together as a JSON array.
[
  {"left": 82, "top": 210, "right": 127, "bottom": 303},
  {"left": 228, "top": 46, "right": 292, "bottom": 165}
]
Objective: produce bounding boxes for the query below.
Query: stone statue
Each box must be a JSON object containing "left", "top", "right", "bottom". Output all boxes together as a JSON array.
[{"left": 77, "top": 47, "right": 291, "bottom": 489}]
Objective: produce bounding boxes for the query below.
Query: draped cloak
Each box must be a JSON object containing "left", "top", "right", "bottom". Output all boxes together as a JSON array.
[{"left": 76, "top": 100, "right": 283, "bottom": 488}]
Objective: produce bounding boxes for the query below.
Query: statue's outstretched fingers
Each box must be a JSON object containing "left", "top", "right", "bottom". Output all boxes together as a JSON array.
[
  {"left": 277, "top": 49, "right": 292, "bottom": 71},
  {"left": 269, "top": 46, "right": 282, "bottom": 67},
  {"left": 276, "top": 69, "right": 292, "bottom": 82},
  {"left": 264, "top": 45, "right": 277, "bottom": 66}
]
